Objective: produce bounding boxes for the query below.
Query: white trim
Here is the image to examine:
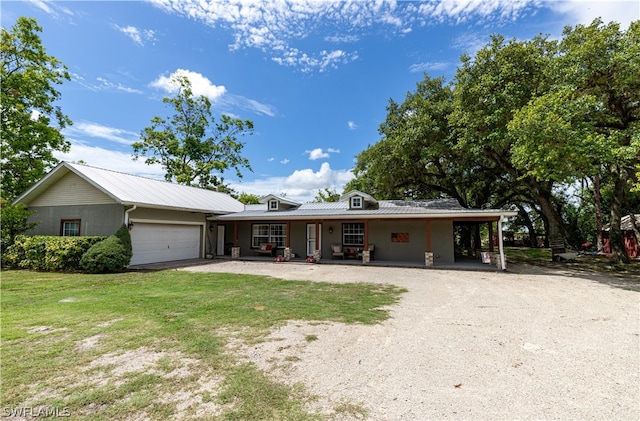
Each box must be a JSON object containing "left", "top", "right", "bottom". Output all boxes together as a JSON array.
[
  {"left": 350, "top": 196, "right": 363, "bottom": 209},
  {"left": 498, "top": 215, "right": 506, "bottom": 270}
]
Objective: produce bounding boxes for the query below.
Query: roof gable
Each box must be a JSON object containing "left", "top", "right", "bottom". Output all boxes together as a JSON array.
[{"left": 14, "top": 162, "right": 244, "bottom": 214}]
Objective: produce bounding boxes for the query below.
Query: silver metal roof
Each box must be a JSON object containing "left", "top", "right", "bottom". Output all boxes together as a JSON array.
[
  {"left": 15, "top": 161, "right": 244, "bottom": 214},
  {"left": 216, "top": 198, "right": 516, "bottom": 220}
]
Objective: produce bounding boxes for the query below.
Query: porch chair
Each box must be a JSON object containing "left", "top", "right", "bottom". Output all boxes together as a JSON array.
[{"left": 331, "top": 244, "right": 344, "bottom": 259}]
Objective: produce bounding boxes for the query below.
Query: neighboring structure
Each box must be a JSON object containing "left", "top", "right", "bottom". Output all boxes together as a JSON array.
[
  {"left": 12, "top": 162, "right": 243, "bottom": 265},
  {"left": 14, "top": 163, "right": 517, "bottom": 269},
  {"left": 213, "top": 191, "right": 517, "bottom": 269},
  {"left": 603, "top": 214, "right": 640, "bottom": 258}
]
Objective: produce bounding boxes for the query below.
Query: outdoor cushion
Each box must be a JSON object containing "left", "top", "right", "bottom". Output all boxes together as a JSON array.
[
  {"left": 259, "top": 244, "right": 267, "bottom": 251},
  {"left": 266, "top": 244, "right": 273, "bottom": 250}
]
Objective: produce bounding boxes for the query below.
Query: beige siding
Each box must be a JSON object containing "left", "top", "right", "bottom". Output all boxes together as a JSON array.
[{"left": 30, "top": 173, "right": 116, "bottom": 206}]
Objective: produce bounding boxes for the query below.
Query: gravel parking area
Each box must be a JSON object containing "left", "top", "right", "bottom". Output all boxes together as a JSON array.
[{"left": 182, "top": 260, "right": 639, "bottom": 420}]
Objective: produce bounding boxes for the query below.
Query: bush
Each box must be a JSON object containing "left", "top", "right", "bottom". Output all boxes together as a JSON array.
[
  {"left": 114, "top": 224, "right": 132, "bottom": 262},
  {"left": 3, "top": 235, "right": 106, "bottom": 271},
  {"left": 80, "top": 235, "right": 129, "bottom": 273}
]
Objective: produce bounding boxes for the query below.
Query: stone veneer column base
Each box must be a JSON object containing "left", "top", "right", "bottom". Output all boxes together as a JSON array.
[
  {"left": 490, "top": 252, "right": 504, "bottom": 270},
  {"left": 231, "top": 247, "right": 240, "bottom": 259},
  {"left": 425, "top": 252, "right": 434, "bottom": 268},
  {"left": 362, "top": 250, "right": 370, "bottom": 264},
  {"left": 284, "top": 247, "right": 292, "bottom": 261},
  {"left": 313, "top": 250, "right": 321, "bottom": 261}
]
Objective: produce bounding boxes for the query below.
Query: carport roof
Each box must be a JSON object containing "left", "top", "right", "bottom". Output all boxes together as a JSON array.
[{"left": 13, "top": 161, "right": 244, "bottom": 214}]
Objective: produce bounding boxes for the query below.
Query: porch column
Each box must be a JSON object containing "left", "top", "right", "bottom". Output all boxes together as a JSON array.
[
  {"left": 425, "top": 220, "right": 434, "bottom": 268},
  {"left": 284, "top": 221, "right": 292, "bottom": 261},
  {"left": 231, "top": 222, "right": 240, "bottom": 259},
  {"left": 362, "top": 220, "right": 370, "bottom": 264},
  {"left": 497, "top": 215, "right": 506, "bottom": 270},
  {"left": 313, "top": 222, "right": 321, "bottom": 261},
  {"left": 488, "top": 221, "right": 495, "bottom": 252}
]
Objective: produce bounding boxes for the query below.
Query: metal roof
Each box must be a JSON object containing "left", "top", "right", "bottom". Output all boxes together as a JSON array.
[
  {"left": 14, "top": 161, "right": 244, "bottom": 214},
  {"left": 215, "top": 198, "right": 516, "bottom": 221}
]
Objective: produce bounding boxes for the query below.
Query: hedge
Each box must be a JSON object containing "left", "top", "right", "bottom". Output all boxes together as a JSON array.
[{"left": 3, "top": 235, "right": 107, "bottom": 271}]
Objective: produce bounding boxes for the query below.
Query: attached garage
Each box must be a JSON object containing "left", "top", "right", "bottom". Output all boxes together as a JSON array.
[{"left": 130, "top": 222, "right": 203, "bottom": 266}]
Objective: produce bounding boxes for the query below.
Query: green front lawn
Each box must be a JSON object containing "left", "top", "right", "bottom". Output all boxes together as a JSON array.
[{"left": 1, "top": 270, "right": 405, "bottom": 420}]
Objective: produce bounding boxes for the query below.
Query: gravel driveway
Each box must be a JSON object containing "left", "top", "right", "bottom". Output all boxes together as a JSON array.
[{"left": 182, "top": 261, "right": 639, "bottom": 420}]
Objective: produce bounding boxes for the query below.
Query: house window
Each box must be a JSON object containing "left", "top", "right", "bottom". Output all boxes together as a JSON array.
[
  {"left": 252, "top": 223, "right": 287, "bottom": 248},
  {"left": 61, "top": 219, "right": 81, "bottom": 236},
  {"left": 343, "top": 223, "right": 364, "bottom": 246},
  {"left": 268, "top": 200, "right": 279, "bottom": 211},
  {"left": 350, "top": 197, "right": 363, "bottom": 209}
]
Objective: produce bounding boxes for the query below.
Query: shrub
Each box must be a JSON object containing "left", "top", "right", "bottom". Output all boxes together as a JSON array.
[
  {"left": 114, "top": 224, "right": 132, "bottom": 262},
  {"left": 3, "top": 235, "right": 106, "bottom": 271},
  {"left": 80, "top": 235, "right": 129, "bottom": 273}
]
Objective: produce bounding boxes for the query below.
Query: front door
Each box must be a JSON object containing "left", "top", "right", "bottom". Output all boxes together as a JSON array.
[
  {"left": 216, "top": 225, "right": 225, "bottom": 256},
  {"left": 306, "top": 223, "right": 321, "bottom": 256}
]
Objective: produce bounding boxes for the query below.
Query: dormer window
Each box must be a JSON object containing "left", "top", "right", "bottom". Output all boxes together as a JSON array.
[
  {"left": 350, "top": 196, "right": 363, "bottom": 209},
  {"left": 268, "top": 199, "right": 279, "bottom": 211}
]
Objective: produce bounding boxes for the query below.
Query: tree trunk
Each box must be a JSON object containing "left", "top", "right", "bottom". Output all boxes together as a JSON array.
[
  {"left": 609, "top": 168, "right": 630, "bottom": 263},
  {"left": 516, "top": 204, "right": 538, "bottom": 247},
  {"left": 592, "top": 174, "right": 604, "bottom": 250},
  {"left": 535, "top": 190, "right": 565, "bottom": 250}
]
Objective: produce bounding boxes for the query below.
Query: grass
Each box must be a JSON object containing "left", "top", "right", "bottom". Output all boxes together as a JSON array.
[
  {"left": 505, "top": 246, "right": 640, "bottom": 276},
  {"left": 1, "top": 269, "right": 406, "bottom": 420}
]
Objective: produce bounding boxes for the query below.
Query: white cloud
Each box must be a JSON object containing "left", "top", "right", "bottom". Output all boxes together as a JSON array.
[
  {"left": 307, "top": 148, "right": 329, "bottom": 160},
  {"left": 546, "top": 0, "right": 638, "bottom": 30},
  {"left": 229, "top": 162, "right": 354, "bottom": 202},
  {"left": 149, "top": 0, "right": 540, "bottom": 72},
  {"left": 306, "top": 147, "right": 340, "bottom": 160},
  {"left": 53, "top": 142, "right": 165, "bottom": 180},
  {"left": 347, "top": 121, "right": 358, "bottom": 130},
  {"left": 268, "top": 157, "right": 275, "bottom": 162},
  {"left": 55, "top": 142, "right": 353, "bottom": 203},
  {"left": 409, "top": 62, "right": 450, "bottom": 73},
  {"left": 63, "top": 122, "right": 139, "bottom": 146},
  {"left": 151, "top": 69, "right": 227, "bottom": 100},
  {"left": 280, "top": 158, "right": 290, "bottom": 164},
  {"left": 96, "top": 77, "right": 142, "bottom": 94},
  {"left": 115, "top": 25, "right": 156, "bottom": 46},
  {"left": 151, "top": 70, "right": 276, "bottom": 116}
]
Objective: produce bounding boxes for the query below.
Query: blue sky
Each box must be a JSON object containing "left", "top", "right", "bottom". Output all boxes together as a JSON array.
[{"left": 2, "top": 1, "right": 638, "bottom": 202}]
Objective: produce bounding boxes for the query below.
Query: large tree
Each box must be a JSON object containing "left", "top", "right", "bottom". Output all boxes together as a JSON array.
[
  {"left": 1, "top": 17, "right": 72, "bottom": 201},
  {"left": 451, "top": 34, "right": 569, "bottom": 244},
  {"left": 348, "top": 75, "right": 515, "bottom": 208},
  {"left": 509, "top": 20, "right": 640, "bottom": 261},
  {"left": 132, "top": 76, "right": 254, "bottom": 190}
]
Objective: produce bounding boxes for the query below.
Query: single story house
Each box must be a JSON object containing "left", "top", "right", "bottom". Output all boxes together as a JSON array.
[
  {"left": 13, "top": 162, "right": 517, "bottom": 269},
  {"left": 12, "top": 161, "right": 243, "bottom": 265},
  {"left": 211, "top": 191, "right": 517, "bottom": 269}
]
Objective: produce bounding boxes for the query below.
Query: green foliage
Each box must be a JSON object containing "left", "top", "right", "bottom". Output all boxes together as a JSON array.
[
  {"left": 1, "top": 17, "right": 72, "bottom": 201},
  {"left": 114, "top": 224, "right": 132, "bottom": 262},
  {"left": 3, "top": 235, "right": 106, "bottom": 271},
  {"left": 0, "top": 201, "right": 38, "bottom": 251},
  {"left": 312, "top": 187, "right": 341, "bottom": 203},
  {"left": 79, "top": 235, "right": 130, "bottom": 273},
  {"left": 132, "top": 75, "right": 254, "bottom": 190},
  {"left": 235, "top": 191, "right": 261, "bottom": 204}
]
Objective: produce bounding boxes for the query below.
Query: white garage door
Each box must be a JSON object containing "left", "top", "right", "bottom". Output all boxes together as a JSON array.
[{"left": 130, "top": 223, "right": 201, "bottom": 265}]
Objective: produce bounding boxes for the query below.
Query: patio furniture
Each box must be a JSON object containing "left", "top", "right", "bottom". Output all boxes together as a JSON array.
[
  {"left": 357, "top": 244, "right": 375, "bottom": 260},
  {"left": 331, "top": 244, "right": 344, "bottom": 259},
  {"left": 255, "top": 243, "right": 277, "bottom": 257}
]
